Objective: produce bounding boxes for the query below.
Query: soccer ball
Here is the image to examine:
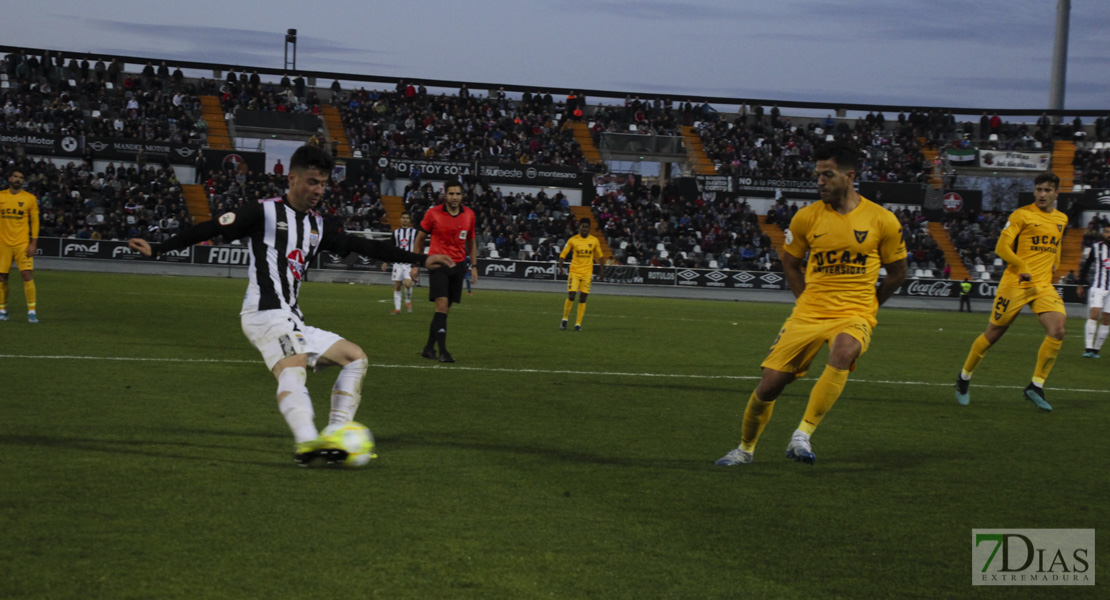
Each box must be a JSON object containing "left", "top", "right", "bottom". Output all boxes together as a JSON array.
[{"left": 324, "top": 421, "right": 377, "bottom": 467}]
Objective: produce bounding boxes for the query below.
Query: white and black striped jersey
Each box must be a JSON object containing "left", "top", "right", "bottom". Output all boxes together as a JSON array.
[
  {"left": 390, "top": 226, "right": 419, "bottom": 267},
  {"left": 1078, "top": 240, "right": 1110, "bottom": 290},
  {"left": 154, "top": 196, "right": 426, "bottom": 320}
]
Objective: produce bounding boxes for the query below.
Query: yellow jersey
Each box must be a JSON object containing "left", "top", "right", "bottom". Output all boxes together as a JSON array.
[
  {"left": 784, "top": 196, "right": 906, "bottom": 323},
  {"left": 0, "top": 189, "right": 39, "bottom": 247},
  {"left": 996, "top": 203, "right": 1069, "bottom": 288},
  {"left": 560, "top": 234, "right": 603, "bottom": 277}
]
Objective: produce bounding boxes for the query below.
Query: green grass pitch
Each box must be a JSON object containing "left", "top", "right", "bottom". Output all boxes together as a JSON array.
[{"left": 0, "top": 271, "right": 1105, "bottom": 599}]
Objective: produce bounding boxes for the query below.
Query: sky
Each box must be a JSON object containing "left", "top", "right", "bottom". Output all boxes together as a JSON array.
[{"left": 4, "top": 0, "right": 1109, "bottom": 113}]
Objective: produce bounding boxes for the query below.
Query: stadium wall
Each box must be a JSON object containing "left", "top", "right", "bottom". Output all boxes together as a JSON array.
[{"left": 32, "top": 238, "right": 1089, "bottom": 316}]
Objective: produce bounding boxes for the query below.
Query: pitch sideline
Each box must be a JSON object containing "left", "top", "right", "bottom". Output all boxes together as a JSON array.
[{"left": 0, "top": 353, "right": 1104, "bottom": 394}]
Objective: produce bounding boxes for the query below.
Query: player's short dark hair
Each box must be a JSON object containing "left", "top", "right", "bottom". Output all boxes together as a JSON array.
[
  {"left": 1034, "top": 172, "right": 1060, "bottom": 190},
  {"left": 400, "top": 211, "right": 410, "bottom": 218},
  {"left": 578, "top": 218, "right": 592, "bottom": 226},
  {"left": 444, "top": 179, "right": 464, "bottom": 193},
  {"left": 290, "top": 144, "right": 335, "bottom": 174},
  {"left": 814, "top": 141, "right": 861, "bottom": 172}
]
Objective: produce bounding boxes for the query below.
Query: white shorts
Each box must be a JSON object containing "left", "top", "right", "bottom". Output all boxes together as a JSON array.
[
  {"left": 241, "top": 310, "right": 344, "bottom": 371},
  {"left": 1088, "top": 287, "right": 1110, "bottom": 312},
  {"left": 391, "top": 263, "right": 413, "bottom": 283}
]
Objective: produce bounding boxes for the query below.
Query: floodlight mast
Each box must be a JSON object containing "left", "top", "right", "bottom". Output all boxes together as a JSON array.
[
  {"left": 1048, "top": 0, "right": 1069, "bottom": 118},
  {"left": 284, "top": 29, "right": 297, "bottom": 73}
]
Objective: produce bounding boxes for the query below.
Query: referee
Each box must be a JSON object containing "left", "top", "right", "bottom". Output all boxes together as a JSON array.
[{"left": 414, "top": 180, "right": 479, "bottom": 363}]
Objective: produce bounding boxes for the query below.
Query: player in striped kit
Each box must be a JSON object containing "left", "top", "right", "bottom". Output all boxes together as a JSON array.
[
  {"left": 383, "top": 212, "right": 418, "bottom": 314},
  {"left": 128, "top": 145, "right": 454, "bottom": 465},
  {"left": 1077, "top": 223, "right": 1110, "bottom": 357}
]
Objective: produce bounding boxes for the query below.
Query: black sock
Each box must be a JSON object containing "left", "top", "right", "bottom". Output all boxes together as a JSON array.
[
  {"left": 432, "top": 312, "right": 448, "bottom": 353},
  {"left": 425, "top": 315, "right": 439, "bottom": 350}
]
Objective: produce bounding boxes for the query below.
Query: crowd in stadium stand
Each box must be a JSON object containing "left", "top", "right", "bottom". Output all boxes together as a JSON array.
[
  {"left": 391, "top": 181, "right": 576, "bottom": 261},
  {"left": 8, "top": 48, "right": 1110, "bottom": 281},
  {"left": 589, "top": 178, "right": 774, "bottom": 270},
  {"left": 0, "top": 146, "right": 188, "bottom": 241},
  {"left": 942, "top": 211, "right": 1010, "bottom": 277},
  {"left": 215, "top": 70, "right": 321, "bottom": 116},
  {"left": 698, "top": 109, "right": 931, "bottom": 183},
  {"left": 588, "top": 97, "right": 684, "bottom": 136},
  {"left": 336, "top": 83, "right": 590, "bottom": 170},
  {"left": 203, "top": 166, "right": 387, "bottom": 236},
  {"left": 1, "top": 51, "right": 206, "bottom": 145},
  {"left": 1072, "top": 143, "right": 1110, "bottom": 189}
]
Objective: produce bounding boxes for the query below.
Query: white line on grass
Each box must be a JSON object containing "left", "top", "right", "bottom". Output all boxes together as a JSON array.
[{"left": 1, "top": 354, "right": 1104, "bottom": 394}]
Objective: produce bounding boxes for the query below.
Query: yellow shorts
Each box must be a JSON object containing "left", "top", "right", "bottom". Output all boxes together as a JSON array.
[
  {"left": 0, "top": 243, "right": 32, "bottom": 274},
  {"left": 761, "top": 315, "right": 873, "bottom": 377},
  {"left": 568, "top": 273, "right": 592, "bottom": 294},
  {"left": 989, "top": 283, "right": 1065, "bottom": 327}
]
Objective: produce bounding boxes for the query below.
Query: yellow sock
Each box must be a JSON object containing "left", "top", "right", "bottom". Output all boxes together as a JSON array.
[
  {"left": 576, "top": 302, "right": 587, "bottom": 326},
  {"left": 24, "top": 279, "right": 35, "bottom": 312},
  {"left": 563, "top": 299, "right": 573, "bottom": 320},
  {"left": 739, "top": 391, "right": 775, "bottom": 452},
  {"left": 1033, "top": 336, "right": 1063, "bottom": 383},
  {"left": 961, "top": 334, "right": 993, "bottom": 378},
  {"left": 798, "top": 364, "right": 849, "bottom": 436},
  {"left": 0, "top": 280, "right": 7, "bottom": 311}
]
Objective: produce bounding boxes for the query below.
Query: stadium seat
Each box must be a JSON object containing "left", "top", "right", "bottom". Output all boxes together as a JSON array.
[
  {"left": 879, "top": 267, "right": 888, "bottom": 277},
  {"left": 825, "top": 134, "right": 834, "bottom": 142},
  {"left": 709, "top": 260, "right": 719, "bottom": 269},
  {"left": 626, "top": 256, "right": 638, "bottom": 265},
  {"left": 913, "top": 269, "right": 924, "bottom": 278},
  {"left": 660, "top": 250, "right": 669, "bottom": 259},
  {"left": 980, "top": 272, "right": 991, "bottom": 281},
  {"left": 989, "top": 134, "right": 999, "bottom": 142},
  {"left": 620, "top": 241, "right": 628, "bottom": 250},
  {"left": 489, "top": 249, "right": 500, "bottom": 259},
  {"left": 975, "top": 264, "right": 986, "bottom": 273},
  {"left": 921, "top": 269, "right": 934, "bottom": 278}
]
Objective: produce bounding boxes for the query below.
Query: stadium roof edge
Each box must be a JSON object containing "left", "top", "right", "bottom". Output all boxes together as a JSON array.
[{"left": 3, "top": 44, "right": 1108, "bottom": 118}]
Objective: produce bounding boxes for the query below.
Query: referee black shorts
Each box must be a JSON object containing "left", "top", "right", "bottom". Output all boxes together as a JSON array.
[{"left": 428, "top": 263, "right": 466, "bottom": 304}]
